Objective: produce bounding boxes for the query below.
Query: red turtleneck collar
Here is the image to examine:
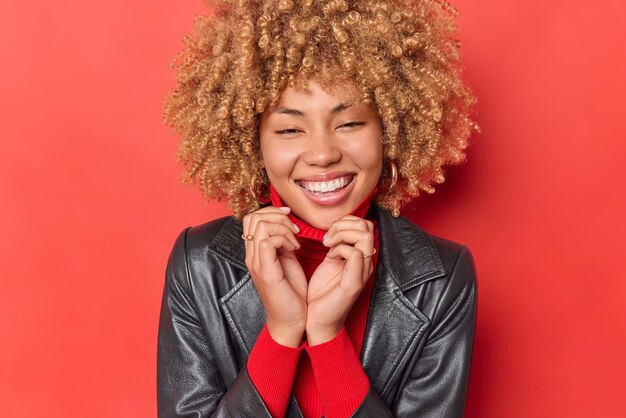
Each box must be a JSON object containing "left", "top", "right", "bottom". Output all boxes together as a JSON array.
[
  {"left": 268, "top": 184, "right": 377, "bottom": 239},
  {"left": 268, "top": 183, "right": 378, "bottom": 260}
]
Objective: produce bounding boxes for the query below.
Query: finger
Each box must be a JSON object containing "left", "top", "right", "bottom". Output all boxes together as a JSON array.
[
  {"left": 244, "top": 206, "right": 293, "bottom": 236},
  {"left": 243, "top": 213, "right": 254, "bottom": 266},
  {"left": 253, "top": 221, "right": 301, "bottom": 250},
  {"left": 335, "top": 215, "right": 374, "bottom": 227},
  {"left": 325, "top": 217, "right": 374, "bottom": 240},
  {"left": 326, "top": 243, "right": 365, "bottom": 259},
  {"left": 244, "top": 207, "right": 298, "bottom": 264},
  {"left": 248, "top": 211, "right": 300, "bottom": 239},
  {"left": 253, "top": 227, "right": 300, "bottom": 269},
  {"left": 255, "top": 235, "right": 299, "bottom": 280},
  {"left": 244, "top": 210, "right": 287, "bottom": 262},
  {"left": 327, "top": 243, "right": 373, "bottom": 283},
  {"left": 326, "top": 245, "right": 366, "bottom": 296},
  {"left": 323, "top": 229, "right": 374, "bottom": 255}
]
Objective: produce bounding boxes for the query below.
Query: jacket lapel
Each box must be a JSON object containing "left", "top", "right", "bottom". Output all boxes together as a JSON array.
[
  {"left": 215, "top": 204, "right": 446, "bottom": 409},
  {"left": 360, "top": 204, "right": 446, "bottom": 402},
  {"left": 220, "top": 272, "right": 265, "bottom": 355},
  {"left": 215, "top": 218, "right": 304, "bottom": 416},
  {"left": 212, "top": 217, "right": 265, "bottom": 356}
]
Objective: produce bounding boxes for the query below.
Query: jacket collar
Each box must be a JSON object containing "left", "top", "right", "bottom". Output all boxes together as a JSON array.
[
  {"left": 211, "top": 203, "right": 446, "bottom": 412},
  {"left": 209, "top": 202, "right": 446, "bottom": 291}
]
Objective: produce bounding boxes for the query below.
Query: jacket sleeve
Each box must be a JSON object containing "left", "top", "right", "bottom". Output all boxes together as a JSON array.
[
  {"left": 350, "top": 245, "right": 478, "bottom": 418},
  {"left": 157, "top": 227, "right": 275, "bottom": 418}
]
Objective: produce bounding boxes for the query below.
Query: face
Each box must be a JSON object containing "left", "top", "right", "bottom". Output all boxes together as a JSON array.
[{"left": 259, "top": 79, "right": 383, "bottom": 230}]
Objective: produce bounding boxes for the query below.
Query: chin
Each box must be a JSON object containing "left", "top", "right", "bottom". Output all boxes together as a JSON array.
[
  {"left": 309, "top": 217, "right": 333, "bottom": 231},
  {"left": 300, "top": 206, "right": 349, "bottom": 230}
]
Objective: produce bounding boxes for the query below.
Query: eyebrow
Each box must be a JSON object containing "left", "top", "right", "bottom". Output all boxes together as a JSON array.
[{"left": 271, "top": 102, "right": 353, "bottom": 117}]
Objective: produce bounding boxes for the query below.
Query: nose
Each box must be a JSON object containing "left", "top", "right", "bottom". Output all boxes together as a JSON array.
[{"left": 302, "top": 133, "right": 342, "bottom": 167}]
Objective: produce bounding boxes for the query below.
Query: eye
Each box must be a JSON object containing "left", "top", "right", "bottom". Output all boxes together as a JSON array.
[
  {"left": 275, "top": 128, "right": 301, "bottom": 135},
  {"left": 338, "top": 121, "right": 365, "bottom": 129}
]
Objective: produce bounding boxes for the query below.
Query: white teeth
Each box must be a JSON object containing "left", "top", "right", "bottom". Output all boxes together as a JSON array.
[{"left": 299, "top": 175, "right": 353, "bottom": 194}]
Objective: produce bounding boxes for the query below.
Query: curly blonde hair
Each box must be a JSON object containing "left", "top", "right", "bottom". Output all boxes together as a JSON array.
[{"left": 164, "top": 0, "right": 478, "bottom": 217}]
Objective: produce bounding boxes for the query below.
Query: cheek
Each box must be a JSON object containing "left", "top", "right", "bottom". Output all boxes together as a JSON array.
[
  {"left": 346, "top": 138, "right": 383, "bottom": 171},
  {"left": 260, "top": 140, "right": 300, "bottom": 179}
]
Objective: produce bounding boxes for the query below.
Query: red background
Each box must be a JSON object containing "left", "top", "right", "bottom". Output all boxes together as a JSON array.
[{"left": 1, "top": 0, "right": 625, "bottom": 416}]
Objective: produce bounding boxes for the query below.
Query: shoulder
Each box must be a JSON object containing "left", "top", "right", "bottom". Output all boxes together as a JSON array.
[
  {"left": 382, "top": 211, "right": 476, "bottom": 287},
  {"left": 169, "top": 215, "right": 243, "bottom": 260},
  {"left": 182, "top": 215, "right": 241, "bottom": 249},
  {"left": 166, "top": 215, "right": 235, "bottom": 262},
  {"left": 383, "top": 215, "right": 478, "bottom": 333},
  {"left": 417, "top": 228, "right": 478, "bottom": 324},
  {"left": 381, "top": 211, "right": 477, "bottom": 313},
  {"left": 429, "top": 232, "right": 477, "bottom": 289},
  {"left": 165, "top": 215, "right": 247, "bottom": 290}
]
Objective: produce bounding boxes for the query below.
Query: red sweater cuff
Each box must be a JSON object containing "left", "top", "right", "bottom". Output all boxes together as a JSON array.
[
  {"left": 247, "top": 324, "right": 303, "bottom": 418},
  {"left": 304, "top": 327, "right": 370, "bottom": 417}
]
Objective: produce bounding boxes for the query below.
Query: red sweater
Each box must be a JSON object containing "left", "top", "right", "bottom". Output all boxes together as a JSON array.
[{"left": 246, "top": 184, "right": 380, "bottom": 418}]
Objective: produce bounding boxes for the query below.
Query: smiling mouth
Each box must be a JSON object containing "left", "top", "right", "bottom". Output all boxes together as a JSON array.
[{"left": 297, "top": 175, "right": 355, "bottom": 195}]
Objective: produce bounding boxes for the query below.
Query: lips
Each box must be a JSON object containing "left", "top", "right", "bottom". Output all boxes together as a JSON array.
[
  {"left": 297, "top": 175, "right": 354, "bottom": 194},
  {"left": 295, "top": 174, "right": 357, "bottom": 206}
]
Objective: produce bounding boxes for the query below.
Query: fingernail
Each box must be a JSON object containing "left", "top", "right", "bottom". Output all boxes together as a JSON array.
[
  {"left": 323, "top": 233, "right": 328, "bottom": 241},
  {"left": 292, "top": 223, "right": 300, "bottom": 233},
  {"left": 278, "top": 207, "right": 290, "bottom": 212}
]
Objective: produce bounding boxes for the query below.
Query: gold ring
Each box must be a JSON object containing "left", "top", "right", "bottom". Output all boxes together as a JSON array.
[
  {"left": 241, "top": 233, "right": 254, "bottom": 241},
  {"left": 363, "top": 248, "right": 376, "bottom": 258}
]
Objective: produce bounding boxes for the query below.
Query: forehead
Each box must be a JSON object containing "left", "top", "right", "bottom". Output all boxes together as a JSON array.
[
  {"left": 275, "top": 80, "right": 348, "bottom": 103},
  {"left": 263, "top": 79, "right": 371, "bottom": 118}
]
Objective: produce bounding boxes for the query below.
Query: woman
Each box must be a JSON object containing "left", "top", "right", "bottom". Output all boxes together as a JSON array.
[{"left": 158, "top": 0, "right": 478, "bottom": 417}]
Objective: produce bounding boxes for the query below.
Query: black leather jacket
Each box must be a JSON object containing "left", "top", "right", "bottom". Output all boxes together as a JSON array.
[{"left": 157, "top": 203, "right": 477, "bottom": 417}]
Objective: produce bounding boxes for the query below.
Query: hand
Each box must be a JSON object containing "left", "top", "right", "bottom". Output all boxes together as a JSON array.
[
  {"left": 243, "top": 206, "right": 307, "bottom": 347},
  {"left": 306, "top": 216, "right": 375, "bottom": 345}
]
